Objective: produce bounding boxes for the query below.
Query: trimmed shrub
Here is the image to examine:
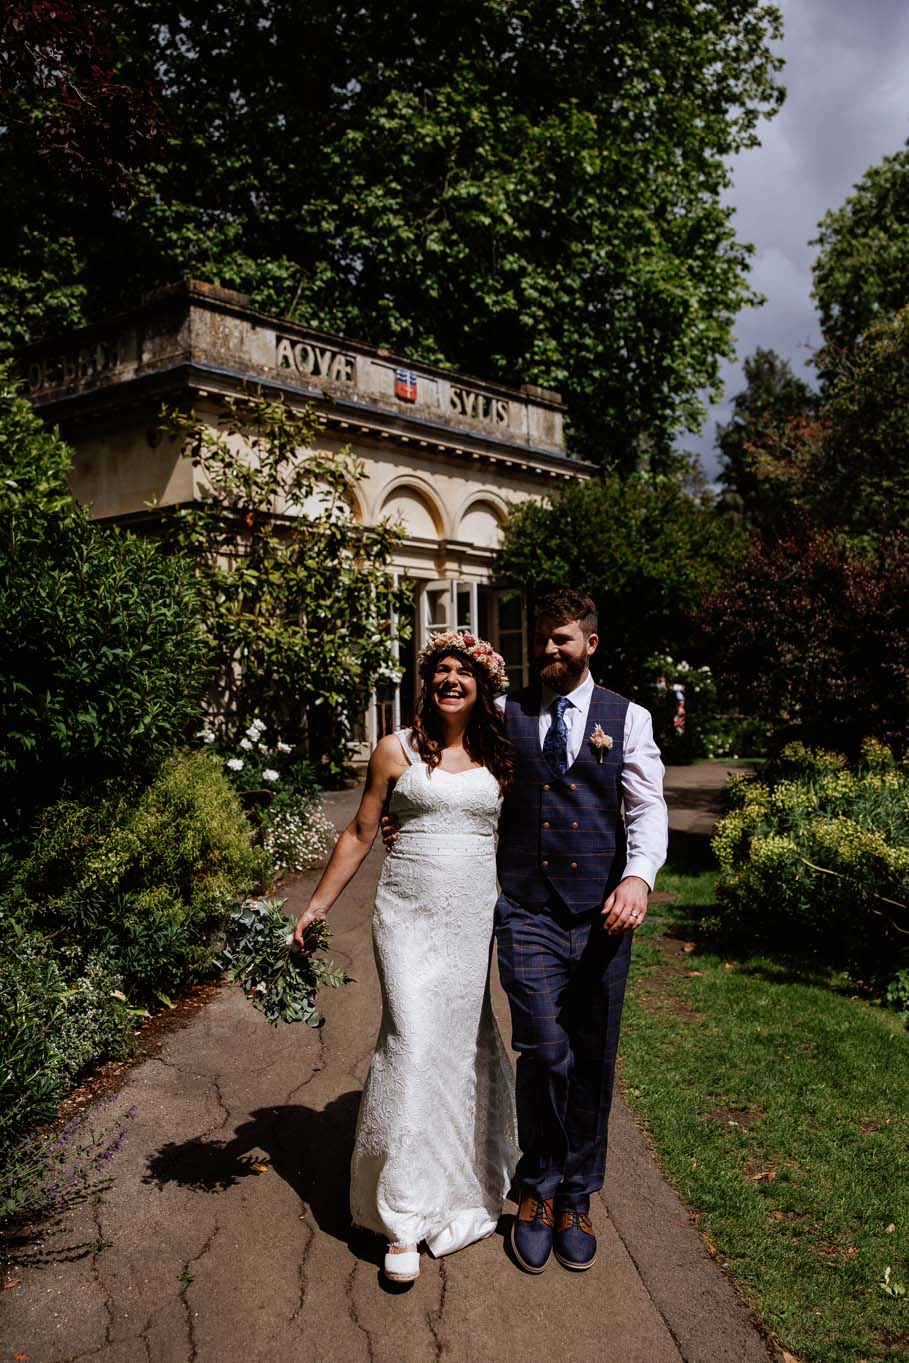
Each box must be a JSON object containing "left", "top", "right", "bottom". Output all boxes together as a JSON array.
[
  {"left": 711, "top": 740, "right": 909, "bottom": 990},
  {"left": 8, "top": 750, "right": 262, "bottom": 1001}
]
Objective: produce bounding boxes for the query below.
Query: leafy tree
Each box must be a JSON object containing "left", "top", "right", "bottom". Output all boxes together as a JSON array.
[
  {"left": 715, "top": 346, "right": 815, "bottom": 525},
  {"left": 498, "top": 468, "right": 744, "bottom": 695},
  {"left": 163, "top": 395, "right": 407, "bottom": 780},
  {"left": 698, "top": 526, "right": 909, "bottom": 754},
  {"left": 0, "top": 366, "right": 210, "bottom": 831},
  {"left": 0, "top": 1, "right": 164, "bottom": 350},
  {"left": 735, "top": 310, "right": 909, "bottom": 546},
  {"left": 1, "top": 1, "right": 784, "bottom": 465},
  {"left": 812, "top": 142, "right": 909, "bottom": 349}
]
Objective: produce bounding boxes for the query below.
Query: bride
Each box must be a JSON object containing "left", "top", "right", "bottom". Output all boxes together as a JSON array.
[{"left": 293, "top": 630, "right": 518, "bottom": 1283}]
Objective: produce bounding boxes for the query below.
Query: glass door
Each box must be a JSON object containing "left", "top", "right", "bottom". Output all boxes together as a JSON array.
[{"left": 492, "top": 590, "right": 528, "bottom": 689}]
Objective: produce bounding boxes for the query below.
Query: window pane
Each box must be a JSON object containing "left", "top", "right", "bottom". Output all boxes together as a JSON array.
[
  {"left": 425, "top": 587, "right": 449, "bottom": 629},
  {"left": 456, "top": 584, "right": 473, "bottom": 630}
]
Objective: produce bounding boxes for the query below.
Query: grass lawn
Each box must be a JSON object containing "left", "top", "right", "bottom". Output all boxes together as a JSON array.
[{"left": 621, "top": 846, "right": 909, "bottom": 1363}]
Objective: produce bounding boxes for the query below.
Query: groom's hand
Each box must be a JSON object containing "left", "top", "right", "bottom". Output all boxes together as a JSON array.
[
  {"left": 380, "top": 813, "right": 400, "bottom": 851},
  {"left": 601, "top": 876, "right": 649, "bottom": 933}
]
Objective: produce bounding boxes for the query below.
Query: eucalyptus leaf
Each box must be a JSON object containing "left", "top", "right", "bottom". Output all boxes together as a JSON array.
[{"left": 220, "top": 896, "right": 351, "bottom": 1027}]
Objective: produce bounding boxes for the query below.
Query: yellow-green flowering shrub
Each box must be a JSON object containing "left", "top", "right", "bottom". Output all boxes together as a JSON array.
[
  {"left": 712, "top": 742, "right": 909, "bottom": 990},
  {"left": 8, "top": 751, "right": 262, "bottom": 1002}
]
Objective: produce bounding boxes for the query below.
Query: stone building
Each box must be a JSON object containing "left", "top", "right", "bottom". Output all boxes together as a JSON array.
[{"left": 21, "top": 279, "right": 594, "bottom": 746}]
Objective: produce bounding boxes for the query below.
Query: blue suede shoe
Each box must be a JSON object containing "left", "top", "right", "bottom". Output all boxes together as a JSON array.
[
  {"left": 511, "top": 1194, "right": 554, "bottom": 1273},
  {"left": 553, "top": 1209, "right": 597, "bottom": 1271}
]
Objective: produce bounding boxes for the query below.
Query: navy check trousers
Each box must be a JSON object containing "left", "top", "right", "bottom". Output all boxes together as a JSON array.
[{"left": 494, "top": 892, "right": 632, "bottom": 1212}]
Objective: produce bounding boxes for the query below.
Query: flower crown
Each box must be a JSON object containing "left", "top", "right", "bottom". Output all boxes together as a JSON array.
[{"left": 417, "top": 630, "right": 510, "bottom": 695}]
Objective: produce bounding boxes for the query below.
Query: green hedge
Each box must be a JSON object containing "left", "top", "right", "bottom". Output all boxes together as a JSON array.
[
  {"left": 0, "top": 921, "right": 135, "bottom": 1156},
  {"left": 1, "top": 751, "right": 261, "bottom": 1167},
  {"left": 0, "top": 366, "right": 211, "bottom": 831},
  {"left": 7, "top": 750, "right": 262, "bottom": 1002},
  {"left": 711, "top": 739, "right": 909, "bottom": 990}
]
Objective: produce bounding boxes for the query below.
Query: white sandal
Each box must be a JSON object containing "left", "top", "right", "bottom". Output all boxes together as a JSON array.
[{"left": 383, "top": 1244, "right": 420, "bottom": 1282}]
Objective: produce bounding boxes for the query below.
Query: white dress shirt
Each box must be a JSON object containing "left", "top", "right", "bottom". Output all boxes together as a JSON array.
[{"left": 497, "top": 671, "right": 668, "bottom": 890}]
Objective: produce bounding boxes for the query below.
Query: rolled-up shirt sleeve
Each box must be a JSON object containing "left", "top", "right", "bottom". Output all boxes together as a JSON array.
[{"left": 621, "top": 702, "right": 668, "bottom": 889}]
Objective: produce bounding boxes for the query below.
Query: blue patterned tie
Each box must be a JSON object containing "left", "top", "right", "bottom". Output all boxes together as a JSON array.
[{"left": 542, "top": 696, "right": 571, "bottom": 777}]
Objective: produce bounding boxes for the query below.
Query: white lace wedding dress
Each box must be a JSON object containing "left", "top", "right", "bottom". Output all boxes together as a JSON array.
[{"left": 349, "top": 729, "right": 518, "bottom": 1256}]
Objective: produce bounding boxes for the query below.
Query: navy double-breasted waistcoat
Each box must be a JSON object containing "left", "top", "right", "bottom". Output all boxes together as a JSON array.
[{"left": 497, "top": 684, "right": 630, "bottom": 913}]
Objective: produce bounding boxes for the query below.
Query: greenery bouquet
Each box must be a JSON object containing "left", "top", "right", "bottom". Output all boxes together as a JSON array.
[{"left": 221, "top": 898, "right": 350, "bottom": 1027}]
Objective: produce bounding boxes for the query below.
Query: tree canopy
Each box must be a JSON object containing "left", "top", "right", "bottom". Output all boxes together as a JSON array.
[
  {"left": 724, "top": 311, "right": 909, "bottom": 548},
  {"left": 498, "top": 469, "right": 744, "bottom": 694},
  {"left": 699, "top": 526, "right": 909, "bottom": 754},
  {"left": 812, "top": 142, "right": 909, "bottom": 350},
  {"left": 715, "top": 346, "right": 815, "bottom": 525},
  {"left": 0, "top": 0, "right": 784, "bottom": 466}
]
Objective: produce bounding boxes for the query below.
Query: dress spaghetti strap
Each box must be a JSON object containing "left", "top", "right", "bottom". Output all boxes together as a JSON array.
[{"left": 395, "top": 727, "right": 419, "bottom": 765}]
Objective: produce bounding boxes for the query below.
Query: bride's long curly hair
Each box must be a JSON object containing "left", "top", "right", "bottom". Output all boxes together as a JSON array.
[{"left": 411, "top": 649, "right": 515, "bottom": 791}]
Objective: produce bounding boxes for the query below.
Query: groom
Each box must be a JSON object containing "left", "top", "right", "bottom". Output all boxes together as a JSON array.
[{"left": 494, "top": 587, "right": 667, "bottom": 1274}]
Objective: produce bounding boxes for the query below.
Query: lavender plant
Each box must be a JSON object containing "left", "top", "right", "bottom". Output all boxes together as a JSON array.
[
  {"left": 220, "top": 897, "right": 349, "bottom": 1027},
  {"left": 1, "top": 1100, "right": 138, "bottom": 1224}
]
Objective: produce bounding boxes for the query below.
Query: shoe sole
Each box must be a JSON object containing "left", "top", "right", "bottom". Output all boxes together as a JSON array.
[
  {"left": 554, "top": 1249, "right": 597, "bottom": 1272},
  {"left": 384, "top": 1269, "right": 420, "bottom": 1282},
  {"left": 510, "top": 1222, "right": 552, "bottom": 1274}
]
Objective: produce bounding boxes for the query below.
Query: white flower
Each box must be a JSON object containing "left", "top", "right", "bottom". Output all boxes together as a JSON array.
[
  {"left": 246, "top": 720, "right": 266, "bottom": 740},
  {"left": 196, "top": 729, "right": 216, "bottom": 744},
  {"left": 239, "top": 737, "right": 253, "bottom": 750},
  {"left": 227, "top": 757, "right": 244, "bottom": 771},
  {"left": 283, "top": 931, "right": 301, "bottom": 954},
  {"left": 276, "top": 741, "right": 293, "bottom": 754},
  {"left": 262, "top": 768, "right": 280, "bottom": 782}
]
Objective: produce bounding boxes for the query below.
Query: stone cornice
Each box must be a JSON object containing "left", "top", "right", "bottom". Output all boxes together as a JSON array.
[{"left": 18, "top": 279, "right": 595, "bottom": 479}]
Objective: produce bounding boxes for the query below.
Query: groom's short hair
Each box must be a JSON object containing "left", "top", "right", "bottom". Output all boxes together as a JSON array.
[{"left": 534, "top": 588, "right": 598, "bottom": 638}]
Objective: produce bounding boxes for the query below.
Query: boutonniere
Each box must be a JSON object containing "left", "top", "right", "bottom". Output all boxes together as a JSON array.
[{"left": 589, "top": 723, "right": 613, "bottom": 763}]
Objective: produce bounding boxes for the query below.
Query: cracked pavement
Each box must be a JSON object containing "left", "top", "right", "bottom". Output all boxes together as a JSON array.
[{"left": 1, "top": 768, "right": 779, "bottom": 1363}]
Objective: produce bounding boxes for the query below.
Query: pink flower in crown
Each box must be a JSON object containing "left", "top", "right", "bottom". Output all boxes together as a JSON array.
[{"left": 417, "top": 627, "right": 509, "bottom": 695}]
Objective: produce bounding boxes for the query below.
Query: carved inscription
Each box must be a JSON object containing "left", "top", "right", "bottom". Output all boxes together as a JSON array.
[
  {"left": 276, "top": 336, "right": 355, "bottom": 383},
  {"left": 450, "top": 386, "right": 509, "bottom": 425},
  {"left": 27, "top": 339, "right": 123, "bottom": 394}
]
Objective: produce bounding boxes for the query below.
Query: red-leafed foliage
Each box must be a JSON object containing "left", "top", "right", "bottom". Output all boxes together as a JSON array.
[
  {"left": 699, "top": 525, "right": 909, "bottom": 755},
  {"left": 0, "top": 1, "right": 163, "bottom": 201}
]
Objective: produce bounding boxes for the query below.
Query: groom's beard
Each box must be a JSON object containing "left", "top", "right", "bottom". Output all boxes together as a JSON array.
[{"left": 536, "top": 654, "right": 587, "bottom": 693}]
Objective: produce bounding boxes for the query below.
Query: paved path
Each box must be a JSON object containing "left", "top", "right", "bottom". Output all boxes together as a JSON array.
[{"left": 2, "top": 765, "right": 777, "bottom": 1363}]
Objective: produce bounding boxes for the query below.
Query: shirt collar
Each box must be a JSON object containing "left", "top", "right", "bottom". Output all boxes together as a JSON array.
[{"left": 541, "top": 669, "right": 595, "bottom": 713}]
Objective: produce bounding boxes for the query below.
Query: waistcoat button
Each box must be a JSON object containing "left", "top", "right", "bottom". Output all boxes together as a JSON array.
[
  {"left": 541, "top": 860, "right": 550, "bottom": 869},
  {"left": 542, "top": 783, "right": 550, "bottom": 791},
  {"left": 542, "top": 821, "right": 550, "bottom": 829},
  {"left": 570, "top": 861, "right": 578, "bottom": 870},
  {"left": 571, "top": 821, "right": 579, "bottom": 829},
  {"left": 569, "top": 783, "right": 577, "bottom": 791}
]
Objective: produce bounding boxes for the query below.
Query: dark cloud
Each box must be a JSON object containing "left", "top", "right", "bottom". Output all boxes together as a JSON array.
[{"left": 687, "top": 0, "right": 909, "bottom": 477}]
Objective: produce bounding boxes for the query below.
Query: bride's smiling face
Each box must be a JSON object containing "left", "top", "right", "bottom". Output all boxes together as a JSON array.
[{"left": 430, "top": 653, "right": 479, "bottom": 719}]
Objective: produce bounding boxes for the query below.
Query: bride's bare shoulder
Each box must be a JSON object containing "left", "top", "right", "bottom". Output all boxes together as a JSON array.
[{"left": 371, "top": 733, "right": 411, "bottom": 777}]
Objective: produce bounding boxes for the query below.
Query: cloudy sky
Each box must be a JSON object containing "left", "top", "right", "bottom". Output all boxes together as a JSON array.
[{"left": 689, "top": 0, "right": 909, "bottom": 478}]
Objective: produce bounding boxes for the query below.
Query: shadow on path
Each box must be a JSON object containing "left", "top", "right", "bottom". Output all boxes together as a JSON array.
[{"left": 144, "top": 1091, "right": 375, "bottom": 1254}]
